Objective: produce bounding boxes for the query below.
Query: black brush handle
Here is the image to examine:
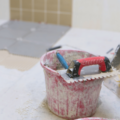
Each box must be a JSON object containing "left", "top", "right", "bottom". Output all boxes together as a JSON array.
[
  {"left": 106, "top": 48, "right": 113, "bottom": 54},
  {"left": 47, "top": 45, "right": 62, "bottom": 51}
]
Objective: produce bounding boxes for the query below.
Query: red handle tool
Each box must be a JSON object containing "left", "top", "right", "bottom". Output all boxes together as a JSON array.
[
  {"left": 77, "top": 56, "right": 106, "bottom": 75},
  {"left": 67, "top": 56, "right": 111, "bottom": 78}
]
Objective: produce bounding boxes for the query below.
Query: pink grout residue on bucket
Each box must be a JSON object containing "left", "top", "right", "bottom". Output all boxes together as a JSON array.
[
  {"left": 75, "top": 118, "right": 116, "bottom": 120},
  {"left": 40, "top": 50, "right": 104, "bottom": 119}
]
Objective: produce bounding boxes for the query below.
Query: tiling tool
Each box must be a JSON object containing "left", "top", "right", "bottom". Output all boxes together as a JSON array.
[
  {"left": 56, "top": 52, "right": 68, "bottom": 69},
  {"left": 66, "top": 56, "right": 111, "bottom": 78},
  {"left": 111, "top": 44, "right": 120, "bottom": 69},
  {"left": 57, "top": 55, "right": 120, "bottom": 82}
]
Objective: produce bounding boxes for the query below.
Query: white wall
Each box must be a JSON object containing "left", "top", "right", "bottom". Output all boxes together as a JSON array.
[
  {"left": 72, "top": 0, "right": 120, "bottom": 32},
  {"left": 0, "top": 0, "right": 10, "bottom": 20}
]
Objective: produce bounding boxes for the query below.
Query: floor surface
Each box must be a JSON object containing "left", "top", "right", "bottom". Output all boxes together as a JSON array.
[{"left": 0, "top": 20, "right": 120, "bottom": 120}]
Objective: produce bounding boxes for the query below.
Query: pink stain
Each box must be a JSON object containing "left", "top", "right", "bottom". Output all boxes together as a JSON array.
[
  {"left": 60, "top": 108, "right": 65, "bottom": 116},
  {"left": 66, "top": 92, "right": 69, "bottom": 115},
  {"left": 53, "top": 107, "right": 59, "bottom": 114},
  {"left": 53, "top": 99, "right": 56, "bottom": 103},
  {"left": 79, "top": 101, "right": 84, "bottom": 109}
]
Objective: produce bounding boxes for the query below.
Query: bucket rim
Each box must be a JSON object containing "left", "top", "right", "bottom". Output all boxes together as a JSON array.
[
  {"left": 40, "top": 50, "right": 58, "bottom": 75},
  {"left": 40, "top": 49, "right": 105, "bottom": 83},
  {"left": 40, "top": 49, "right": 95, "bottom": 75}
]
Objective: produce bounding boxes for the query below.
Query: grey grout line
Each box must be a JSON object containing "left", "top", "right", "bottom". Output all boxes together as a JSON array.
[
  {"left": 19, "top": 31, "right": 33, "bottom": 39},
  {"left": 0, "top": 29, "right": 33, "bottom": 41},
  {"left": 11, "top": 8, "right": 71, "bottom": 15},
  {"left": 32, "top": 0, "right": 34, "bottom": 22},
  {"left": 57, "top": 0, "right": 60, "bottom": 25},
  {"left": 31, "top": 10, "right": 44, "bottom": 13},
  {"left": 44, "top": 0, "right": 47, "bottom": 23},
  {"left": 20, "top": 0, "right": 22, "bottom": 20}
]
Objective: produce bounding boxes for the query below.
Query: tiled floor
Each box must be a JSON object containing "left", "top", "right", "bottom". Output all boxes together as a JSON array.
[
  {"left": 0, "top": 38, "right": 16, "bottom": 50},
  {"left": 0, "top": 20, "right": 70, "bottom": 70},
  {"left": 8, "top": 41, "right": 48, "bottom": 57},
  {"left": 0, "top": 20, "right": 70, "bottom": 58}
]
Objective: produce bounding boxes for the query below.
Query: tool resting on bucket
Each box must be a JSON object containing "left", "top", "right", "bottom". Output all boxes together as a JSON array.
[
  {"left": 56, "top": 52, "right": 68, "bottom": 69},
  {"left": 41, "top": 49, "right": 120, "bottom": 119},
  {"left": 67, "top": 56, "right": 111, "bottom": 78}
]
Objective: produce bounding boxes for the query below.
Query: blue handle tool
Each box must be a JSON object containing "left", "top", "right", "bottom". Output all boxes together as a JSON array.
[{"left": 56, "top": 52, "right": 68, "bottom": 69}]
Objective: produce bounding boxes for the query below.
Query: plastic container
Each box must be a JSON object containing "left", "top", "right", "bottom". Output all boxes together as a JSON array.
[{"left": 40, "top": 50, "right": 104, "bottom": 119}]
